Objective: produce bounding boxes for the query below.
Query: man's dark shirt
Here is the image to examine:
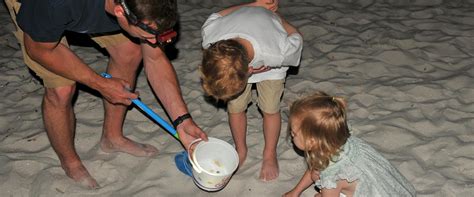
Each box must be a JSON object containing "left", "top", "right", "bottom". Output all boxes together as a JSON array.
[{"left": 17, "top": 0, "right": 120, "bottom": 42}]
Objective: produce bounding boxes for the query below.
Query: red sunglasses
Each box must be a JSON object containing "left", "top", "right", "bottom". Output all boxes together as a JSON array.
[{"left": 119, "top": 0, "right": 177, "bottom": 47}]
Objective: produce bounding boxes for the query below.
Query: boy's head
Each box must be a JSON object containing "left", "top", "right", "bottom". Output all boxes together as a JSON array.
[
  {"left": 114, "top": 0, "right": 177, "bottom": 46},
  {"left": 200, "top": 39, "right": 250, "bottom": 101}
]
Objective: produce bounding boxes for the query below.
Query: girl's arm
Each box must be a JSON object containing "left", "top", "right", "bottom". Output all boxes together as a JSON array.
[
  {"left": 283, "top": 169, "right": 315, "bottom": 197},
  {"left": 320, "top": 179, "right": 354, "bottom": 197},
  {"left": 320, "top": 188, "right": 341, "bottom": 197}
]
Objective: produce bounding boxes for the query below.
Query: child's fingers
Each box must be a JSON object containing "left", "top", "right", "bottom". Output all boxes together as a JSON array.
[
  {"left": 251, "top": 65, "right": 271, "bottom": 74},
  {"left": 267, "top": 0, "right": 278, "bottom": 6},
  {"left": 268, "top": 0, "right": 279, "bottom": 12},
  {"left": 254, "top": 0, "right": 278, "bottom": 11}
]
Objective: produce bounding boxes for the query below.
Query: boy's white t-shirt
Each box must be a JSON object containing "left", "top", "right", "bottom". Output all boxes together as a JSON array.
[{"left": 201, "top": 6, "right": 303, "bottom": 83}]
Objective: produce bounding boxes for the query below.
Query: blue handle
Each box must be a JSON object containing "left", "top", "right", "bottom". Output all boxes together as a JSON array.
[{"left": 100, "top": 73, "right": 179, "bottom": 140}]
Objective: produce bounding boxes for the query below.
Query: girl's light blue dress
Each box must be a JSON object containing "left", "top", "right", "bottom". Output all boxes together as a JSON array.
[{"left": 318, "top": 136, "right": 416, "bottom": 196}]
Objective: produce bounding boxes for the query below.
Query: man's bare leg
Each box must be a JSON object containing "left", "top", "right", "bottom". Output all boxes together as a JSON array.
[
  {"left": 43, "top": 86, "right": 99, "bottom": 189},
  {"left": 259, "top": 111, "right": 280, "bottom": 181},
  {"left": 99, "top": 41, "right": 158, "bottom": 156},
  {"left": 228, "top": 111, "right": 248, "bottom": 167}
]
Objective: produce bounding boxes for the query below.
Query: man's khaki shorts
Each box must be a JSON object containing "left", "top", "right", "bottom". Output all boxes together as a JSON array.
[
  {"left": 227, "top": 79, "right": 285, "bottom": 114},
  {"left": 5, "top": 0, "right": 129, "bottom": 88}
]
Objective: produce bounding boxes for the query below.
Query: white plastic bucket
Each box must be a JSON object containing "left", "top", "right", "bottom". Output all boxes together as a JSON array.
[{"left": 187, "top": 137, "right": 239, "bottom": 191}]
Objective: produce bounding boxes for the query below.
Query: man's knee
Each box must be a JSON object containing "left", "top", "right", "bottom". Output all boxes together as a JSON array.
[
  {"left": 44, "top": 85, "right": 76, "bottom": 106},
  {"left": 108, "top": 42, "right": 142, "bottom": 67},
  {"left": 118, "top": 45, "right": 142, "bottom": 66}
]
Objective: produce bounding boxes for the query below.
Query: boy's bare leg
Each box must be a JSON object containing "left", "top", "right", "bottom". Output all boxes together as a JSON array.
[
  {"left": 100, "top": 41, "right": 158, "bottom": 157},
  {"left": 260, "top": 111, "right": 280, "bottom": 181},
  {"left": 43, "top": 86, "right": 99, "bottom": 189},
  {"left": 228, "top": 111, "right": 248, "bottom": 167}
]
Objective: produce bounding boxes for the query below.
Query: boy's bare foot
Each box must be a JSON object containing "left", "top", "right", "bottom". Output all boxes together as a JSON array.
[
  {"left": 100, "top": 136, "right": 158, "bottom": 157},
  {"left": 236, "top": 146, "right": 247, "bottom": 167},
  {"left": 259, "top": 156, "right": 279, "bottom": 181},
  {"left": 61, "top": 161, "right": 99, "bottom": 189}
]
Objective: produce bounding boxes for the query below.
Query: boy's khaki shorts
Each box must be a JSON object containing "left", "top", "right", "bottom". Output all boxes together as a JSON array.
[
  {"left": 5, "top": 0, "right": 129, "bottom": 88},
  {"left": 227, "top": 79, "right": 285, "bottom": 114}
]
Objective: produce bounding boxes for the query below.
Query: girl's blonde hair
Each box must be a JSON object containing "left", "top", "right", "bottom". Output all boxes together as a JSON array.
[{"left": 289, "top": 91, "right": 350, "bottom": 171}]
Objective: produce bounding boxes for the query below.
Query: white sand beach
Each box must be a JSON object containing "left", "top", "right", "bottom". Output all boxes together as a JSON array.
[{"left": 0, "top": 0, "right": 473, "bottom": 196}]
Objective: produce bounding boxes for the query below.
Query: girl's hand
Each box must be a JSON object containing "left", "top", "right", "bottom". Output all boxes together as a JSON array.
[
  {"left": 311, "top": 170, "right": 320, "bottom": 181},
  {"left": 252, "top": 0, "right": 279, "bottom": 12}
]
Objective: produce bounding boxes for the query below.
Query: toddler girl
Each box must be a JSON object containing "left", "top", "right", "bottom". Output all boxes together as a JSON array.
[{"left": 284, "top": 91, "right": 416, "bottom": 197}]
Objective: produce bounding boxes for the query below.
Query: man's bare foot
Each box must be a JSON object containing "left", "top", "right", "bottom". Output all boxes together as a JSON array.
[
  {"left": 259, "top": 156, "right": 279, "bottom": 181},
  {"left": 100, "top": 136, "right": 158, "bottom": 157},
  {"left": 61, "top": 161, "right": 99, "bottom": 189}
]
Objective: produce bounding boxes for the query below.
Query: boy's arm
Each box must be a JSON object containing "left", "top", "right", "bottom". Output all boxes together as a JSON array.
[
  {"left": 218, "top": 0, "right": 278, "bottom": 16},
  {"left": 279, "top": 14, "right": 301, "bottom": 36},
  {"left": 283, "top": 169, "right": 315, "bottom": 197},
  {"left": 278, "top": 13, "right": 303, "bottom": 66}
]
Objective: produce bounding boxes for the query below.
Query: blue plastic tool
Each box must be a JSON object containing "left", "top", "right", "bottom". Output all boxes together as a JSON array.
[{"left": 100, "top": 72, "right": 180, "bottom": 140}]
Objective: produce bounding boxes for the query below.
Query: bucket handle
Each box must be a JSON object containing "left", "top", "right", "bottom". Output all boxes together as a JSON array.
[{"left": 187, "top": 138, "right": 205, "bottom": 173}]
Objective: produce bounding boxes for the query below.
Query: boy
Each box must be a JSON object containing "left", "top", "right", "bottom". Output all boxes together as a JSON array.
[{"left": 200, "top": 0, "right": 303, "bottom": 181}]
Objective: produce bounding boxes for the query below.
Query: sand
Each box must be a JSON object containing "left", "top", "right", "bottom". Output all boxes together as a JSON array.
[{"left": 0, "top": 0, "right": 473, "bottom": 196}]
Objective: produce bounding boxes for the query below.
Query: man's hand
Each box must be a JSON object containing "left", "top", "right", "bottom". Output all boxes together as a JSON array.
[
  {"left": 253, "top": 0, "right": 279, "bottom": 12},
  {"left": 98, "top": 76, "right": 138, "bottom": 105},
  {"left": 175, "top": 119, "right": 208, "bottom": 151},
  {"left": 249, "top": 65, "right": 271, "bottom": 74}
]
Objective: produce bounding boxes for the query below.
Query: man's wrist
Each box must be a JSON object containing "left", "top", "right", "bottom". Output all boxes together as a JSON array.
[
  {"left": 88, "top": 73, "right": 106, "bottom": 92},
  {"left": 172, "top": 113, "right": 192, "bottom": 128}
]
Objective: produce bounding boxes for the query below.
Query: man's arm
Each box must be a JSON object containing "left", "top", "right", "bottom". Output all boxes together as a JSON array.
[
  {"left": 23, "top": 33, "right": 137, "bottom": 105},
  {"left": 141, "top": 44, "right": 208, "bottom": 149}
]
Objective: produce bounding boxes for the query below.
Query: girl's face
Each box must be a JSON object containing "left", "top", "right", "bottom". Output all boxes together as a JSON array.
[{"left": 290, "top": 117, "right": 306, "bottom": 151}]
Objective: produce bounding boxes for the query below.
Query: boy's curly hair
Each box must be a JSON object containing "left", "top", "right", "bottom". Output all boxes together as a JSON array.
[
  {"left": 200, "top": 39, "right": 250, "bottom": 101},
  {"left": 289, "top": 91, "right": 351, "bottom": 171},
  {"left": 115, "top": 0, "right": 177, "bottom": 33}
]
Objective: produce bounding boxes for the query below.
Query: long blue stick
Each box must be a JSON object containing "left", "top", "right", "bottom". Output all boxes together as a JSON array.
[{"left": 100, "top": 73, "right": 180, "bottom": 140}]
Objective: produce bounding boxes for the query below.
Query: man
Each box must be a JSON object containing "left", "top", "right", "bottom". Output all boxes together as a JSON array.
[{"left": 5, "top": 0, "right": 207, "bottom": 188}]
